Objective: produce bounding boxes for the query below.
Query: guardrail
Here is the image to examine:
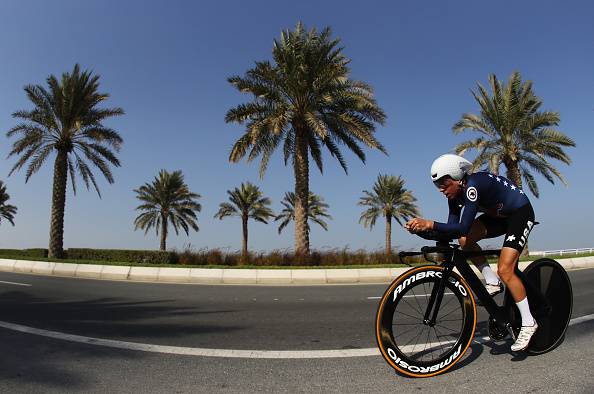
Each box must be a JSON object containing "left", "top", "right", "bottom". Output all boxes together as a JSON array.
[{"left": 529, "top": 248, "right": 594, "bottom": 257}]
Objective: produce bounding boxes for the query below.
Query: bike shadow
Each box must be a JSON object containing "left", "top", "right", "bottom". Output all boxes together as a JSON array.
[
  {"left": 430, "top": 338, "right": 523, "bottom": 377},
  {"left": 395, "top": 320, "right": 535, "bottom": 379},
  {"left": 474, "top": 320, "right": 530, "bottom": 361},
  {"left": 447, "top": 337, "right": 530, "bottom": 372}
]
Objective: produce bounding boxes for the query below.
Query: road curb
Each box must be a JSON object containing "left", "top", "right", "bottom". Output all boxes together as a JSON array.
[{"left": 1, "top": 256, "right": 593, "bottom": 285}]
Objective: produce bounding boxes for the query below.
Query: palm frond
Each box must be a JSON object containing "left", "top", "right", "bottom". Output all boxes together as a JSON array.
[
  {"left": 134, "top": 169, "right": 201, "bottom": 241},
  {"left": 275, "top": 190, "right": 331, "bottom": 232},
  {"left": 226, "top": 22, "right": 386, "bottom": 178},
  {"left": 358, "top": 174, "right": 419, "bottom": 230},
  {"left": 6, "top": 64, "right": 124, "bottom": 201},
  {"left": 452, "top": 71, "right": 575, "bottom": 197}
]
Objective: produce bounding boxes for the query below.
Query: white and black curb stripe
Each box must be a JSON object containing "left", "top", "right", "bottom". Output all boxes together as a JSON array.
[{"left": 1, "top": 256, "right": 593, "bottom": 285}]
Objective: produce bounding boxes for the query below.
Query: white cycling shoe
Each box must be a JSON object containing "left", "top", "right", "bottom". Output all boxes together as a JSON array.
[{"left": 511, "top": 322, "right": 539, "bottom": 351}]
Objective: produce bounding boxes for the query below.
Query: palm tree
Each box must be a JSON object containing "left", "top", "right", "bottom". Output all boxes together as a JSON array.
[
  {"left": 214, "top": 182, "right": 274, "bottom": 262},
  {"left": 359, "top": 175, "right": 419, "bottom": 256},
  {"left": 134, "top": 170, "right": 201, "bottom": 251},
  {"left": 275, "top": 191, "right": 332, "bottom": 234},
  {"left": 225, "top": 22, "right": 386, "bottom": 256},
  {"left": 6, "top": 64, "right": 124, "bottom": 258},
  {"left": 453, "top": 71, "right": 575, "bottom": 197},
  {"left": 0, "top": 181, "right": 17, "bottom": 226}
]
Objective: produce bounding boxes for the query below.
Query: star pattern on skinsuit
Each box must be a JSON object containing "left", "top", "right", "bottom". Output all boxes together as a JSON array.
[
  {"left": 510, "top": 185, "right": 517, "bottom": 191},
  {"left": 506, "top": 235, "right": 516, "bottom": 242},
  {"left": 519, "top": 190, "right": 524, "bottom": 194},
  {"left": 488, "top": 174, "right": 493, "bottom": 178},
  {"left": 503, "top": 181, "right": 508, "bottom": 187},
  {"left": 496, "top": 177, "right": 501, "bottom": 182}
]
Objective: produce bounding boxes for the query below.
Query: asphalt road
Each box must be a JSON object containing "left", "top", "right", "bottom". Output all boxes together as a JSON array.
[{"left": 0, "top": 269, "right": 593, "bottom": 393}]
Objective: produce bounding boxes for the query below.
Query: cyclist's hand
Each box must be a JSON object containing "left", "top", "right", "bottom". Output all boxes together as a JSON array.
[{"left": 405, "top": 218, "right": 434, "bottom": 233}]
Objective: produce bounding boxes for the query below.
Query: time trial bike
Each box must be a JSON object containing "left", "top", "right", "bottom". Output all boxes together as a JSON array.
[{"left": 375, "top": 230, "right": 573, "bottom": 378}]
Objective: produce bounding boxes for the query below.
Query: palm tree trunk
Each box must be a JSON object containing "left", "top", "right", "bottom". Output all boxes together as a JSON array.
[
  {"left": 242, "top": 215, "right": 249, "bottom": 263},
  {"left": 505, "top": 160, "right": 522, "bottom": 189},
  {"left": 505, "top": 160, "right": 530, "bottom": 257},
  {"left": 385, "top": 214, "right": 392, "bottom": 256},
  {"left": 160, "top": 213, "right": 167, "bottom": 251},
  {"left": 293, "top": 127, "right": 310, "bottom": 255},
  {"left": 48, "top": 151, "right": 68, "bottom": 259}
]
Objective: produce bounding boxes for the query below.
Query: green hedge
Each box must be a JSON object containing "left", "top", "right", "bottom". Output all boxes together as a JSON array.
[
  {"left": 66, "top": 248, "right": 177, "bottom": 264},
  {"left": 0, "top": 247, "right": 426, "bottom": 267},
  {"left": 0, "top": 248, "right": 48, "bottom": 258},
  {"left": 0, "top": 248, "right": 175, "bottom": 264}
]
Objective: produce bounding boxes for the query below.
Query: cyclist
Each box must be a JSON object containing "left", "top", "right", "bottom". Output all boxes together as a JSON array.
[{"left": 404, "top": 153, "right": 538, "bottom": 351}]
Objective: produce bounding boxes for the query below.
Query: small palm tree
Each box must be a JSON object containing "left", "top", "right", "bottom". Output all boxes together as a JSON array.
[
  {"left": 134, "top": 170, "right": 201, "bottom": 251},
  {"left": 0, "top": 181, "right": 17, "bottom": 226},
  {"left": 6, "top": 64, "right": 124, "bottom": 258},
  {"left": 214, "top": 182, "right": 274, "bottom": 262},
  {"left": 453, "top": 71, "right": 575, "bottom": 197},
  {"left": 226, "top": 22, "right": 386, "bottom": 256},
  {"left": 275, "top": 191, "right": 332, "bottom": 235},
  {"left": 359, "top": 175, "right": 419, "bottom": 256}
]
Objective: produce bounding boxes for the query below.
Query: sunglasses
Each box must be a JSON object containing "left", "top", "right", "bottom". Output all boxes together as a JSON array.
[{"left": 433, "top": 176, "right": 452, "bottom": 189}]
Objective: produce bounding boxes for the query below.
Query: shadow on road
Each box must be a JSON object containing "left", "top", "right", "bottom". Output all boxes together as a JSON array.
[
  {"left": 0, "top": 290, "right": 243, "bottom": 341},
  {"left": 0, "top": 324, "right": 159, "bottom": 392},
  {"left": 0, "top": 289, "right": 248, "bottom": 391}
]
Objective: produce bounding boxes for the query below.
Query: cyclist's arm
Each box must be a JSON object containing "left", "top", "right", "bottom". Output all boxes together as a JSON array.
[
  {"left": 433, "top": 199, "right": 478, "bottom": 237},
  {"left": 446, "top": 199, "right": 461, "bottom": 224}
]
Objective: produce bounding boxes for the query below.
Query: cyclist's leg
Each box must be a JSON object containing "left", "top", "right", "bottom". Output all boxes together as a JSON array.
[
  {"left": 500, "top": 246, "right": 538, "bottom": 350},
  {"left": 460, "top": 216, "right": 503, "bottom": 288},
  {"left": 497, "top": 203, "right": 536, "bottom": 304},
  {"left": 497, "top": 247, "right": 525, "bottom": 301},
  {"left": 458, "top": 218, "right": 487, "bottom": 264},
  {"left": 497, "top": 204, "right": 538, "bottom": 350}
]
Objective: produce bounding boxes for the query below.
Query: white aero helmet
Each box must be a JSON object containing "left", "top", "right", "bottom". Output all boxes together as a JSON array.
[{"left": 430, "top": 154, "right": 472, "bottom": 184}]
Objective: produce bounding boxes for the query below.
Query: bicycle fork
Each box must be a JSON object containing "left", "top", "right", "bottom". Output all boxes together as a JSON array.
[{"left": 423, "top": 265, "right": 453, "bottom": 327}]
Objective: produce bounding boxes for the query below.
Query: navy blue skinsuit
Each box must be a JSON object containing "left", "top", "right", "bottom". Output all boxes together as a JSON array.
[{"left": 433, "top": 172, "right": 530, "bottom": 238}]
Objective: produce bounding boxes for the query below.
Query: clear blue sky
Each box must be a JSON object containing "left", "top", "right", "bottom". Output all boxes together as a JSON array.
[{"left": 0, "top": 0, "right": 592, "bottom": 253}]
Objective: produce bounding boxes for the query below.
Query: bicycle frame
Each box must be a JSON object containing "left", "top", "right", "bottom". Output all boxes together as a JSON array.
[
  {"left": 420, "top": 246, "right": 550, "bottom": 340},
  {"left": 379, "top": 241, "right": 572, "bottom": 376}
]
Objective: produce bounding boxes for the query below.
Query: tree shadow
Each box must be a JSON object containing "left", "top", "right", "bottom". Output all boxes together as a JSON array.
[
  {"left": 0, "top": 325, "right": 154, "bottom": 391},
  {"left": 0, "top": 290, "right": 242, "bottom": 341},
  {"left": 0, "top": 290, "right": 247, "bottom": 391}
]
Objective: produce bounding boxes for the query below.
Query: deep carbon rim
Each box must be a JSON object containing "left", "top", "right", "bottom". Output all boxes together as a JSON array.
[{"left": 376, "top": 266, "right": 476, "bottom": 377}]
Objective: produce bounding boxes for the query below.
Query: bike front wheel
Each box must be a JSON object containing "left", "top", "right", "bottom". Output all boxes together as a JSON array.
[{"left": 375, "top": 266, "right": 476, "bottom": 378}]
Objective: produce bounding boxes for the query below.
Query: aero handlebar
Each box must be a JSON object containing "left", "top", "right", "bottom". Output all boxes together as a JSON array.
[{"left": 398, "top": 245, "right": 502, "bottom": 266}]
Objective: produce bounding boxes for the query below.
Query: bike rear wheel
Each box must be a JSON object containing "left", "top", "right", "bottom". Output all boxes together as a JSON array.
[
  {"left": 375, "top": 266, "right": 476, "bottom": 378},
  {"left": 504, "top": 258, "right": 573, "bottom": 354}
]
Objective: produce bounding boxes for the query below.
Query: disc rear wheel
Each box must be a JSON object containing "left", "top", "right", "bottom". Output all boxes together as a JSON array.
[{"left": 504, "top": 258, "right": 573, "bottom": 354}]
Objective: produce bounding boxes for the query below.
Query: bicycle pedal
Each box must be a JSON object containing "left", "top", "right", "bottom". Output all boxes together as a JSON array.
[{"left": 505, "top": 323, "right": 516, "bottom": 341}]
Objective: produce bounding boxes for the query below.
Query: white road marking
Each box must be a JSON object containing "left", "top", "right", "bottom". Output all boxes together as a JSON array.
[
  {"left": 0, "top": 280, "right": 31, "bottom": 287},
  {"left": 367, "top": 293, "right": 454, "bottom": 300},
  {"left": 0, "top": 314, "right": 591, "bottom": 360},
  {"left": 568, "top": 314, "right": 594, "bottom": 326},
  {"left": 0, "top": 320, "right": 377, "bottom": 358}
]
